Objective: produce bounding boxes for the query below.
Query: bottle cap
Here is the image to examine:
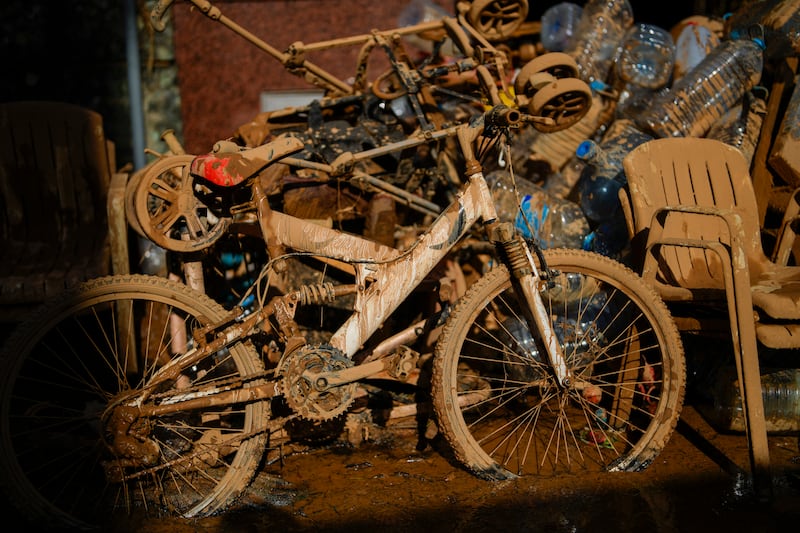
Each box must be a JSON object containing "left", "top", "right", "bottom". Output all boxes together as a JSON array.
[{"left": 575, "top": 140, "right": 597, "bottom": 160}]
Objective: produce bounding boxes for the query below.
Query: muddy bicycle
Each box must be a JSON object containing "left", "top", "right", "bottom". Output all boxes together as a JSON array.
[{"left": 0, "top": 104, "right": 685, "bottom": 529}]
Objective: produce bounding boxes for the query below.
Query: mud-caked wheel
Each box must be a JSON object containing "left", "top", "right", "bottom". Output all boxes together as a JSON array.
[
  {"left": 432, "top": 249, "right": 685, "bottom": 479},
  {"left": 0, "top": 275, "right": 271, "bottom": 529},
  {"left": 514, "top": 52, "right": 580, "bottom": 97},
  {"left": 528, "top": 77, "right": 592, "bottom": 133},
  {"left": 134, "top": 154, "right": 231, "bottom": 253},
  {"left": 467, "top": 0, "right": 529, "bottom": 42}
]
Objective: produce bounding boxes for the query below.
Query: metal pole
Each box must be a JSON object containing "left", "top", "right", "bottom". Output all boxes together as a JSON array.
[{"left": 125, "top": 0, "right": 147, "bottom": 170}]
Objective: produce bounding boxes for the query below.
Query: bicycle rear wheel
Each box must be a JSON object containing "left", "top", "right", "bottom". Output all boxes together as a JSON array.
[
  {"left": 0, "top": 275, "right": 270, "bottom": 529},
  {"left": 433, "top": 249, "right": 685, "bottom": 478}
]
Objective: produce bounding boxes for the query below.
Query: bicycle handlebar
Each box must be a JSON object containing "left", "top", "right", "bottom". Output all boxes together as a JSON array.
[{"left": 150, "top": 0, "right": 176, "bottom": 32}]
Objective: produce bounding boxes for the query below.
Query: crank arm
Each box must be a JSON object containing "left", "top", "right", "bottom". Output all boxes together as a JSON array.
[{"left": 311, "top": 347, "right": 419, "bottom": 390}]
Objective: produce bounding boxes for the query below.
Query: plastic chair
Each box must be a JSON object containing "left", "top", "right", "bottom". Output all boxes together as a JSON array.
[
  {"left": 0, "top": 101, "right": 130, "bottom": 318},
  {"left": 619, "top": 137, "right": 800, "bottom": 499}
]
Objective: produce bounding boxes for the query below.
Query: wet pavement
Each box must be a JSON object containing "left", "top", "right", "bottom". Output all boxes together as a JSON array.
[{"left": 103, "top": 404, "right": 799, "bottom": 533}]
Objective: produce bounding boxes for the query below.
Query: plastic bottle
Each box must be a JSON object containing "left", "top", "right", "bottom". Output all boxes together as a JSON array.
[
  {"left": 724, "top": 0, "right": 800, "bottom": 61},
  {"left": 672, "top": 19, "right": 722, "bottom": 81},
  {"left": 575, "top": 119, "right": 653, "bottom": 223},
  {"left": 396, "top": 0, "right": 452, "bottom": 55},
  {"left": 582, "top": 216, "right": 630, "bottom": 258},
  {"left": 616, "top": 23, "right": 675, "bottom": 89},
  {"left": 615, "top": 84, "right": 670, "bottom": 121},
  {"left": 637, "top": 36, "right": 765, "bottom": 139},
  {"left": 566, "top": 0, "right": 634, "bottom": 84},
  {"left": 487, "top": 170, "right": 590, "bottom": 249},
  {"left": 705, "top": 89, "right": 767, "bottom": 166},
  {"left": 540, "top": 2, "right": 583, "bottom": 52},
  {"left": 702, "top": 367, "right": 800, "bottom": 433}
]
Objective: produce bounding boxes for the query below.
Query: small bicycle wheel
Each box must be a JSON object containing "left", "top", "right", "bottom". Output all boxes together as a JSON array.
[
  {"left": 468, "top": 0, "right": 529, "bottom": 42},
  {"left": 125, "top": 166, "right": 147, "bottom": 237},
  {"left": 432, "top": 249, "right": 685, "bottom": 479},
  {"left": 0, "top": 275, "right": 271, "bottom": 529},
  {"left": 514, "top": 52, "right": 580, "bottom": 96},
  {"left": 528, "top": 77, "right": 592, "bottom": 133},
  {"left": 134, "top": 155, "right": 231, "bottom": 253}
]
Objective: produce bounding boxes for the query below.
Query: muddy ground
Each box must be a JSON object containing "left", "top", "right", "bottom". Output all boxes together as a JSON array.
[
  {"left": 2, "top": 399, "right": 799, "bottom": 532},
  {"left": 100, "top": 404, "right": 799, "bottom": 533},
  {"left": 1, "top": 319, "right": 799, "bottom": 533}
]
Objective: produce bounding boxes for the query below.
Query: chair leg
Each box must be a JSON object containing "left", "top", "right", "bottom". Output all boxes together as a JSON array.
[{"left": 722, "top": 252, "right": 773, "bottom": 500}]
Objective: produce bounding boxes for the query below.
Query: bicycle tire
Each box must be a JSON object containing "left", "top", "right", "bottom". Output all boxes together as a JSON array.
[
  {"left": 432, "top": 249, "right": 685, "bottom": 479},
  {"left": 0, "top": 275, "right": 270, "bottom": 529}
]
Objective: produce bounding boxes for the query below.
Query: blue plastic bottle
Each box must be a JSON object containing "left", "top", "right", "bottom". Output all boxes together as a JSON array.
[
  {"left": 540, "top": 2, "right": 583, "bottom": 52},
  {"left": 487, "top": 170, "right": 590, "bottom": 250},
  {"left": 575, "top": 119, "right": 653, "bottom": 223}
]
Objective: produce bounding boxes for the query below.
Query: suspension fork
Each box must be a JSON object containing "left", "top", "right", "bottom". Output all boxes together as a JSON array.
[{"left": 487, "top": 221, "right": 573, "bottom": 388}]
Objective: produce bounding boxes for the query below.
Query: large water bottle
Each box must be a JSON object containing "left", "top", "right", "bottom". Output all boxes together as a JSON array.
[
  {"left": 705, "top": 89, "right": 767, "bottom": 166},
  {"left": 672, "top": 18, "right": 722, "bottom": 81},
  {"left": 616, "top": 23, "right": 675, "bottom": 89},
  {"left": 582, "top": 216, "right": 630, "bottom": 258},
  {"left": 615, "top": 84, "right": 670, "bottom": 121},
  {"left": 724, "top": 0, "right": 800, "bottom": 60},
  {"left": 701, "top": 366, "right": 800, "bottom": 433},
  {"left": 637, "top": 36, "right": 765, "bottom": 138},
  {"left": 566, "top": 0, "right": 634, "bottom": 84},
  {"left": 540, "top": 2, "right": 583, "bottom": 52},
  {"left": 488, "top": 170, "right": 590, "bottom": 249},
  {"left": 575, "top": 119, "right": 653, "bottom": 223}
]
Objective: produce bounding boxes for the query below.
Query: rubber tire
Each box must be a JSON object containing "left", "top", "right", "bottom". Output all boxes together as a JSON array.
[
  {"left": 0, "top": 275, "right": 270, "bottom": 529},
  {"left": 432, "top": 249, "right": 685, "bottom": 479},
  {"left": 134, "top": 154, "right": 231, "bottom": 253},
  {"left": 468, "top": 0, "right": 529, "bottom": 42},
  {"left": 529, "top": 77, "right": 593, "bottom": 133}
]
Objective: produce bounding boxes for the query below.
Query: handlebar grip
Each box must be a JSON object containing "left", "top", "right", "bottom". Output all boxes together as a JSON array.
[
  {"left": 150, "top": 0, "right": 176, "bottom": 32},
  {"left": 485, "top": 105, "right": 521, "bottom": 129}
]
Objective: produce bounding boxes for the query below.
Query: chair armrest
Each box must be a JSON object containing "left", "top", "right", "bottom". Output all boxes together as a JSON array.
[
  {"left": 771, "top": 187, "right": 800, "bottom": 265},
  {"left": 617, "top": 186, "right": 635, "bottom": 241}
]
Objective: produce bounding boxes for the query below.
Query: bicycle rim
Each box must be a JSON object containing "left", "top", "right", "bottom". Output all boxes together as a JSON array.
[
  {"left": 0, "top": 275, "right": 270, "bottom": 529},
  {"left": 433, "top": 249, "right": 685, "bottom": 478}
]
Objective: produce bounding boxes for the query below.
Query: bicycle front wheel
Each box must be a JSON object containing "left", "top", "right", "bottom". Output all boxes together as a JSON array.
[
  {"left": 0, "top": 275, "right": 271, "bottom": 529},
  {"left": 433, "top": 249, "right": 685, "bottom": 478}
]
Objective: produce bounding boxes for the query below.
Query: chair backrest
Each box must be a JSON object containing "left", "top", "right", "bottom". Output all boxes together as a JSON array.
[
  {"left": 621, "top": 137, "right": 770, "bottom": 292},
  {"left": 0, "top": 101, "right": 115, "bottom": 308}
]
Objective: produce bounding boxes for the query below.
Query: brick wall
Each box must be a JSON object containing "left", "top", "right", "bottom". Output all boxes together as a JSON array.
[
  {"left": 173, "top": 0, "right": 450, "bottom": 153},
  {"left": 171, "top": 0, "right": 714, "bottom": 154}
]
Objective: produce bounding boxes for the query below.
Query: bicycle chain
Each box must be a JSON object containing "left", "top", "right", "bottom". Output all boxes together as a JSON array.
[{"left": 147, "top": 367, "right": 279, "bottom": 404}]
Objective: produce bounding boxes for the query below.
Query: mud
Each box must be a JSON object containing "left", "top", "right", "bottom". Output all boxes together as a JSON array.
[{"left": 95, "top": 405, "right": 800, "bottom": 533}]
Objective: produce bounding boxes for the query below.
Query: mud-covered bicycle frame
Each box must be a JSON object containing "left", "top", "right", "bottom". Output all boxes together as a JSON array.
[{"left": 132, "top": 106, "right": 571, "bottom": 421}]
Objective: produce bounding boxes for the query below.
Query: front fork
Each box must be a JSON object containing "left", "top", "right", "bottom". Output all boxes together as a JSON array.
[{"left": 487, "top": 220, "right": 573, "bottom": 388}]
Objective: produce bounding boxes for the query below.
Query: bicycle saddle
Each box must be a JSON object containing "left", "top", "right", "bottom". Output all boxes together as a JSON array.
[{"left": 190, "top": 136, "right": 304, "bottom": 187}]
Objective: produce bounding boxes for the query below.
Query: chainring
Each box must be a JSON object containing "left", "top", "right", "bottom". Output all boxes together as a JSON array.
[{"left": 278, "top": 344, "right": 357, "bottom": 422}]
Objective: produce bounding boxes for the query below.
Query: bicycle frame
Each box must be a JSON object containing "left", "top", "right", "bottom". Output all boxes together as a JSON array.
[{"left": 134, "top": 108, "right": 571, "bottom": 418}]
